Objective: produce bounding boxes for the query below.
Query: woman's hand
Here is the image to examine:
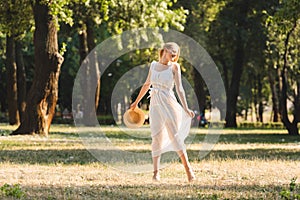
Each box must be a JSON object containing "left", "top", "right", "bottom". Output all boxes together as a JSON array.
[
  {"left": 130, "top": 101, "right": 138, "bottom": 110},
  {"left": 185, "top": 108, "right": 195, "bottom": 118}
]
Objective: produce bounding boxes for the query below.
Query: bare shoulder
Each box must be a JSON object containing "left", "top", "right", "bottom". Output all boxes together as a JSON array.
[
  {"left": 171, "top": 62, "right": 180, "bottom": 74},
  {"left": 150, "top": 60, "right": 157, "bottom": 69}
]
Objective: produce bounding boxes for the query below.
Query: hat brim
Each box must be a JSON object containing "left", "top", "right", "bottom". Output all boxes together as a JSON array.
[{"left": 123, "top": 107, "right": 145, "bottom": 128}]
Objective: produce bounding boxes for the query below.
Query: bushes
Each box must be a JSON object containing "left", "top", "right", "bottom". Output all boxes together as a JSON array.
[
  {"left": 52, "top": 117, "right": 74, "bottom": 125},
  {"left": 280, "top": 178, "right": 300, "bottom": 200},
  {"left": 238, "top": 122, "right": 285, "bottom": 129},
  {"left": 0, "top": 184, "right": 26, "bottom": 199},
  {"left": 207, "top": 121, "right": 287, "bottom": 129},
  {"left": 97, "top": 115, "right": 116, "bottom": 125}
]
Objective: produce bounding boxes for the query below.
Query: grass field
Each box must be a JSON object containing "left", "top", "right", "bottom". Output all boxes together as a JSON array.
[{"left": 0, "top": 124, "right": 300, "bottom": 199}]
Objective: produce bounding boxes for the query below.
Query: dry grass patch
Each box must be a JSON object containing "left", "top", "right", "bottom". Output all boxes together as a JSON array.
[
  {"left": 1, "top": 160, "right": 299, "bottom": 199},
  {"left": 0, "top": 124, "right": 300, "bottom": 199}
]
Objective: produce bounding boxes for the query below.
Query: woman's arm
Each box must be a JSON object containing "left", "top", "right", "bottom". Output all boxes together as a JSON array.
[
  {"left": 130, "top": 67, "right": 152, "bottom": 110},
  {"left": 172, "top": 63, "right": 195, "bottom": 118}
]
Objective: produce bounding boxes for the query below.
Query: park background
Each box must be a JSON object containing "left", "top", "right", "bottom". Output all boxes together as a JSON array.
[{"left": 0, "top": 0, "right": 299, "bottom": 199}]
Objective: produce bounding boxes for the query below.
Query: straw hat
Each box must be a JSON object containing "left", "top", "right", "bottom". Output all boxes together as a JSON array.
[{"left": 123, "top": 107, "right": 145, "bottom": 128}]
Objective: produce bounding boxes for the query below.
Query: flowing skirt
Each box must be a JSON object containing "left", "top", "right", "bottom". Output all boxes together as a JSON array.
[{"left": 149, "top": 88, "right": 192, "bottom": 157}]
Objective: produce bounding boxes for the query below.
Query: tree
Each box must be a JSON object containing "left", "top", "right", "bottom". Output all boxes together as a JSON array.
[
  {"left": 0, "top": 0, "right": 32, "bottom": 125},
  {"left": 264, "top": 0, "right": 300, "bottom": 135},
  {"left": 174, "top": 0, "right": 228, "bottom": 122},
  {"left": 67, "top": 0, "right": 108, "bottom": 125},
  {"left": 12, "top": 0, "right": 67, "bottom": 135},
  {"left": 207, "top": 0, "right": 277, "bottom": 127},
  {"left": 5, "top": 35, "right": 19, "bottom": 125},
  {"left": 176, "top": 1, "right": 208, "bottom": 119},
  {"left": 16, "top": 40, "right": 27, "bottom": 122},
  {"left": 69, "top": 0, "right": 188, "bottom": 126},
  {"left": 207, "top": 1, "right": 252, "bottom": 127},
  {"left": 0, "top": 33, "right": 6, "bottom": 113}
]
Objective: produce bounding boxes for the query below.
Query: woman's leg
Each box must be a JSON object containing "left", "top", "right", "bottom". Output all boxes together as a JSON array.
[
  {"left": 163, "top": 118, "right": 195, "bottom": 182},
  {"left": 177, "top": 150, "right": 195, "bottom": 182},
  {"left": 151, "top": 133, "right": 163, "bottom": 181},
  {"left": 152, "top": 156, "right": 161, "bottom": 181}
]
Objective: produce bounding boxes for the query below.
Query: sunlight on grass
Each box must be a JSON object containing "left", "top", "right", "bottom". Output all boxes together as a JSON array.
[{"left": 1, "top": 124, "right": 300, "bottom": 199}]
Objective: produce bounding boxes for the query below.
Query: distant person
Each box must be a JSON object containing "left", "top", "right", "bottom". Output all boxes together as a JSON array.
[
  {"left": 130, "top": 42, "right": 196, "bottom": 182},
  {"left": 75, "top": 104, "right": 83, "bottom": 119},
  {"left": 62, "top": 108, "right": 71, "bottom": 119},
  {"left": 198, "top": 112, "right": 208, "bottom": 127},
  {"left": 75, "top": 104, "right": 83, "bottom": 124}
]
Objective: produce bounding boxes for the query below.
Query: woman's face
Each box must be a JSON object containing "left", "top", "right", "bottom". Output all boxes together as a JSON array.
[{"left": 163, "top": 48, "right": 176, "bottom": 62}]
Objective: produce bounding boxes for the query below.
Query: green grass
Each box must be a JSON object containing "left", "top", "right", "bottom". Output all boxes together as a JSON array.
[{"left": 0, "top": 124, "right": 300, "bottom": 199}]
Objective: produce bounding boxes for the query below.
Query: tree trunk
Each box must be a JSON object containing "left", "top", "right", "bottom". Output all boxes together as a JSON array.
[
  {"left": 77, "top": 20, "right": 100, "bottom": 126},
  {"left": 193, "top": 68, "right": 206, "bottom": 112},
  {"left": 78, "top": 24, "right": 95, "bottom": 126},
  {"left": 280, "top": 71, "right": 299, "bottom": 135},
  {"left": 6, "top": 35, "right": 20, "bottom": 125},
  {"left": 280, "top": 69, "right": 299, "bottom": 135},
  {"left": 219, "top": 59, "right": 229, "bottom": 121},
  {"left": 253, "top": 77, "right": 259, "bottom": 122},
  {"left": 244, "top": 102, "right": 248, "bottom": 120},
  {"left": 279, "top": 21, "right": 299, "bottom": 135},
  {"left": 15, "top": 41, "right": 27, "bottom": 122},
  {"left": 86, "top": 19, "right": 101, "bottom": 113},
  {"left": 293, "top": 81, "right": 300, "bottom": 129},
  {"left": 11, "top": 0, "right": 63, "bottom": 136},
  {"left": 220, "top": 59, "right": 229, "bottom": 95},
  {"left": 78, "top": 24, "right": 88, "bottom": 64},
  {"left": 193, "top": 68, "right": 206, "bottom": 126},
  {"left": 282, "top": 83, "right": 300, "bottom": 135},
  {"left": 268, "top": 65, "right": 280, "bottom": 122},
  {"left": 224, "top": 1, "right": 249, "bottom": 128},
  {"left": 225, "top": 35, "right": 244, "bottom": 128},
  {"left": 257, "top": 76, "right": 263, "bottom": 123},
  {"left": 0, "top": 71, "right": 6, "bottom": 113}
]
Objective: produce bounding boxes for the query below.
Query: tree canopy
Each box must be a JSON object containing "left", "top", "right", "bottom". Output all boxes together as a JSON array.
[{"left": 0, "top": 0, "right": 299, "bottom": 135}]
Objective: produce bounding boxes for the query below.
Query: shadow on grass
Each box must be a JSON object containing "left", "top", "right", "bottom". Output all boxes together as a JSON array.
[
  {"left": 191, "top": 148, "right": 300, "bottom": 161},
  {"left": 216, "top": 134, "right": 300, "bottom": 144},
  {"left": 48, "top": 131, "right": 300, "bottom": 144},
  {"left": 0, "top": 147, "right": 299, "bottom": 165},
  {"left": 8, "top": 183, "right": 284, "bottom": 199},
  {"left": 49, "top": 130, "right": 153, "bottom": 142}
]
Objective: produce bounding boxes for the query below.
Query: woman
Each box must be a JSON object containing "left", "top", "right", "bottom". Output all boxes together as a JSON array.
[{"left": 130, "top": 42, "right": 196, "bottom": 182}]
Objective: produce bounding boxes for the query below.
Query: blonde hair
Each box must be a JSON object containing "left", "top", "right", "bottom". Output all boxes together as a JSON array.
[{"left": 159, "top": 42, "right": 180, "bottom": 62}]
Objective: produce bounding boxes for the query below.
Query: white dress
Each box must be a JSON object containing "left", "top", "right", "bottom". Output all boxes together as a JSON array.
[{"left": 149, "top": 61, "right": 192, "bottom": 157}]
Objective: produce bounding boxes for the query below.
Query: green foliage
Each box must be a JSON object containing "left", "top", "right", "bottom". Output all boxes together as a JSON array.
[
  {"left": 194, "top": 0, "right": 227, "bottom": 33},
  {"left": 0, "top": 183, "right": 26, "bottom": 199},
  {"left": 48, "top": 0, "right": 74, "bottom": 26},
  {"left": 205, "top": 0, "right": 275, "bottom": 122},
  {"left": 0, "top": 0, "right": 33, "bottom": 37},
  {"left": 61, "top": 0, "right": 188, "bottom": 117},
  {"left": 263, "top": 0, "right": 300, "bottom": 132},
  {"left": 39, "top": 0, "right": 74, "bottom": 30},
  {"left": 59, "top": 42, "right": 68, "bottom": 56},
  {"left": 238, "top": 122, "right": 286, "bottom": 129},
  {"left": 0, "top": 0, "right": 299, "bottom": 131},
  {"left": 57, "top": 26, "right": 82, "bottom": 111},
  {"left": 280, "top": 178, "right": 300, "bottom": 200},
  {"left": 69, "top": 0, "right": 110, "bottom": 28},
  {"left": 107, "top": 0, "right": 188, "bottom": 34},
  {"left": 273, "top": 0, "right": 300, "bottom": 33},
  {"left": 263, "top": 0, "right": 300, "bottom": 67}
]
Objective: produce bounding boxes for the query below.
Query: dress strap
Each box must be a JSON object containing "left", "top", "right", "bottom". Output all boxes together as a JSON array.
[{"left": 150, "top": 61, "right": 157, "bottom": 71}]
